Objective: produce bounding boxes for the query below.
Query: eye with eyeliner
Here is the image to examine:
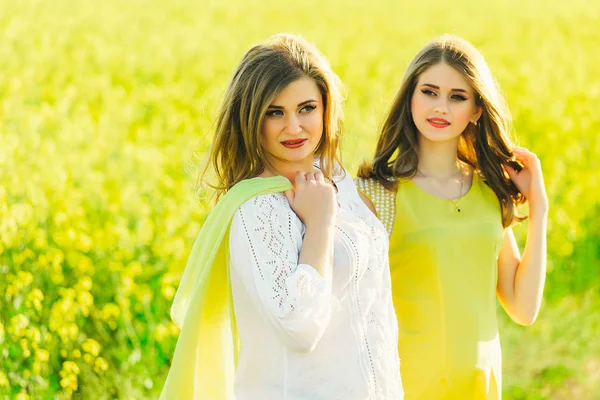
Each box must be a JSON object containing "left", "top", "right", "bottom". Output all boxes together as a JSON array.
[
  {"left": 450, "top": 94, "right": 467, "bottom": 101},
  {"left": 421, "top": 88, "right": 467, "bottom": 102},
  {"left": 265, "top": 103, "right": 317, "bottom": 117},
  {"left": 300, "top": 104, "right": 317, "bottom": 113},
  {"left": 265, "top": 109, "right": 284, "bottom": 117}
]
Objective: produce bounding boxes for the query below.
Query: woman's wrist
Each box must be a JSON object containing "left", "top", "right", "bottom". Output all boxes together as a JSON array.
[{"left": 528, "top": 200, "right": 549, "bottom": 219}]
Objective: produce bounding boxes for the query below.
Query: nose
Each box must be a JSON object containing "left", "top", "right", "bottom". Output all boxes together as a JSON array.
[
  {"left": 433, "top": 98, "right": 449, "bottom": 115},
  {"left": 284, "top": 114, "right": 302, "bottom": 134}
]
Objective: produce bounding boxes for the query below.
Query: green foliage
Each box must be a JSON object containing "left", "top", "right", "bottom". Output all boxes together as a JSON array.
[{"left": 0, "top": 0, "right": 598, "bottom": 398}]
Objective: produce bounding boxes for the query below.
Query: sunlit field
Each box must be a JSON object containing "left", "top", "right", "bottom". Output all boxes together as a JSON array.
[{"left": 1, "top": 0, "right": 599, "bottom": 398}]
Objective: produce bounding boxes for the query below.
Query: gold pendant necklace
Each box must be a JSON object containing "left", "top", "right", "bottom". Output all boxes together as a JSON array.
[
  {"left": 417, "top": 169, "right": 464, "bottom": 213},
  {"left": 449, "top": 172, "right": 464, "bottom": 212}
]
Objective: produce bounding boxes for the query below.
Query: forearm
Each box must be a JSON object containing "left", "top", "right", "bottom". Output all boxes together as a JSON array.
[
  {"left": 513, "top": 206, "right": 548, "bottom": 324},
  {"left": 299, "top": 222, "right": 335, "bottom": 278},
  {"left": 230, "top": 203, "right": 337, "bottom": 353}
]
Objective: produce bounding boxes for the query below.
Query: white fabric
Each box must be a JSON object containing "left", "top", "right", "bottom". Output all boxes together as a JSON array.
[{"left": 229, "top": 168, "right": 403, "bottom": 399}]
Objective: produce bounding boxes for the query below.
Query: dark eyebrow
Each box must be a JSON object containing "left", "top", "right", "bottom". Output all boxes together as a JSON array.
[
  {"left": 421, "top": 83, "right": 469, "bottom": 94},
  {"left": 267, "top": 99, "right": 318, "bottom": 109}
]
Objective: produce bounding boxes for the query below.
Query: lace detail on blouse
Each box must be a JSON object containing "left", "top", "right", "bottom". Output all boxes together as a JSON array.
[
  {"left": 231, "top": 193, "right": 335, "bottom": 352},
  {"left": 229, "top": 170, "right": 403, "bottom": 399},
  {"left": 355, "top": 177, "right": 396, "bottom": 236}
]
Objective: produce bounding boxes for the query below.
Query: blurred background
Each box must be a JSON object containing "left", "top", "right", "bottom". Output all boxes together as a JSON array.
[{"left": 0, "top": 0, "right": 598, "bottom": 398}]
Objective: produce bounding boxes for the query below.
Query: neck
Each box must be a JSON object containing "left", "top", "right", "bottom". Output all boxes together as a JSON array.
[
  {"left": 417, "top": 136, "right": 461, "bottom": 179},
  {"left": 261, "top": 156, "right": 316, "bottom": 183}
]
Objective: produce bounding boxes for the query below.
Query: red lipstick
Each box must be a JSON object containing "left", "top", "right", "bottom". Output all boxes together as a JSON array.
[
  {"left": 427, "top": 118, "right": 451, "bottom": 128},
  {"left": 281, "top": 139, "right": 307, "bottom": 149}
]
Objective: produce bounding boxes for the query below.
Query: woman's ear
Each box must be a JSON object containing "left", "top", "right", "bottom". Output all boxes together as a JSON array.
[{"left": 473, "top": 106, "right": 483, "bottom": 124}]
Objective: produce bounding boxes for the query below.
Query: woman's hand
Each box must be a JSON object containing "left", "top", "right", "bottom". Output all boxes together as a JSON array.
[
  {"left": 505, "top": 147, "right": 549, "bottom": 215},
  {"left": 284, "top": 170, "right": 337, "bottom": 226}
]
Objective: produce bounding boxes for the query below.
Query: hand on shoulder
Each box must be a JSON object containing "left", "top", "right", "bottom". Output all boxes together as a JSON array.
[{"left": 284, "top": 170, "right": 337, "bottom": 226}]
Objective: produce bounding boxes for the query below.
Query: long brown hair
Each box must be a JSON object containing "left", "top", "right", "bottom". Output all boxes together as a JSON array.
[
  {"left": 199, "top": 33, "right": 344, "bottom": 199},
  {"left": 358, "top": 34, "right": 525, "bottom": 227}
]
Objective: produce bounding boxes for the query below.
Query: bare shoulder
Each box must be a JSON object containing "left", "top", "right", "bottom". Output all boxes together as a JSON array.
[{"left": 357, "top": 190, "right": 377, "bottom": 216}]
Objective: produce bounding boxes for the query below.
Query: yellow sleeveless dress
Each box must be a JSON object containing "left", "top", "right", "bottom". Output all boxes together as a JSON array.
[{"left": 357, "top": 173, "right": 504, "bottom": 399}]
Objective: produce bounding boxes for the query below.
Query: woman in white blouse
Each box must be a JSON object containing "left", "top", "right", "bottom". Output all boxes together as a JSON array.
[{"left": 160, "top": 33, "right": 403, "bottom": 400}]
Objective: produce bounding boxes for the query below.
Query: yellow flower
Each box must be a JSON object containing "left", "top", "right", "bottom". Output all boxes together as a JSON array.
[
  {"left": 121, "top": 276, "right": 134, "bottom": 295},
  {"left": 26, "top": 327, "right": 41, "bottom": 343},
  {"left": 51, "top": 271, "right": 65, "bottom": 284},
  {"left": 15, "top": 392, "right": 29, "bottom": 400},
  {"left": 155, "top": 324, "right": 168, "bottom": 342},
  {"left": 17, "top": 271, "right": 34, "bottom": 287},
  {"left": 136, "top": 285, "right": 152, "bottom": 304},
  {"left": 54, "top": 212, "right": 68, "bottom": 225},
  {"left": 77, "top": 233, "right": 93, "bottom": 252},
  {"left": 0, "top": 322, "right": 4, "bottom": 343},
  {"left": 77, "top": 276, "right": 93, "bottom": 291},
  {"left": 161, "top": 285, "right": 175, "bottom": 300},
  {"left": 77, "top": 291, "right": 94, "bottom": 316},
  {"left": 35, "top": 348, "right": 50, "bottom": 363},
  {"left": 11, "top": 314, "right": 29, "bottom": 337},
  {"left": 72, "top": 349, "right": 81, "bottom": 359},
  {"left": 100, "top": 303, "right": 120, "bottom": 330},
  {"left": 33, "top": 228, "right": 47, "bottom": 249},
  {"left": 33, "top": 362, "right": 42, "bottom": 375},
  {"left": 168, "top": 321, "right": 180, "bottom": 337},
  {"left": 94, "top": 357, "right": 109, "bottom": 373},
  {"left": 5, "top": 284, "right": 15, "bottom": 298},
  {"left": 26, "top": 289, "right": 45, "bottom": 312},
  {"left": 161, "top": 272, "right": 180, "bottom": 286},
  {"left": 127, "top": 261, "right": 143, "bottom": 276},
  {"left": 0, "top": 371, "right": 9, "bottom": 387},
  {"left": 61, "top": 361, "right": 80, "bottom": 375},
  {"left": 60, "top": 374, "right": 78, "bottom": 392},
  {"left": 82, "top": 338, "right": 101, "bottom": 357},
  {"left": 58, "top": 323, "right": 78, "bottom": 342},
  {"left": 100, "top": 303, "right": 120, "bottom": 319}
]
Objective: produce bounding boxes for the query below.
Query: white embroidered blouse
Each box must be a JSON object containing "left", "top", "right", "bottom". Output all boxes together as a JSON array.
[{"left": 229, "top": 168, "right": 403, "bottom": 399}]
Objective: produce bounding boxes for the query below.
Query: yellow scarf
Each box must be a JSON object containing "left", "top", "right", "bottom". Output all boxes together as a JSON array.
[{"left": 160, "top": 176, "right": 292, "bottom": 400}]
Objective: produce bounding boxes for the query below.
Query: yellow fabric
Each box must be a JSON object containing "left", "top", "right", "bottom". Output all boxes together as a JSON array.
[
  {"left": 388, "top": 174, "right": 504, "bottom": 399},
  {"left": 160, "top": 176, "right": 292, "bottom": 400}
]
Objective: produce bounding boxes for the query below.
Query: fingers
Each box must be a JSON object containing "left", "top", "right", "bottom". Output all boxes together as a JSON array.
[
  {"left": 301, "top": 170, "right": 325, "bottom": 183},
  {"left": 284, "top": 189, "right": 295, "bottom": 205},
  {"left": 314, "top": 170, "right": 325, "bottom": 182},
  {"left": 512, "top": 146, "right": 541, "bottom": 169},
  {"left": 294, "top": 169, "right": 329, "bottom": 188},
  {"left": 294, "top": 170, "right": 306, "bottom": 185},
  {"left": 504, "top": 164, "right": 518, "bottom": 180},
  {"left": 512, "top": 146, "right": 533, "bottom": 154},
  {"left": 512, "top": 146, "right": 537, "bottom": 160}
]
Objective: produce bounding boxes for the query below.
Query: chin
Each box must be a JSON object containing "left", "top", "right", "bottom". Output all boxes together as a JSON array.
[
  {"left": 419, "top": 129, "right": 460, "bottom": 142},
  {"left": 420, "top": 131, "right": 460, "bottom": 143},
  {"left": 278, "top": 151, "right": 314, "bottom": 163}
]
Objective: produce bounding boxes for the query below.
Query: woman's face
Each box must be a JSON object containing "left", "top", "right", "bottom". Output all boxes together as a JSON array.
[
  {"left": 260, "top": 77, "right": 324, "bottom": 168},
  {"left": 411, "top": 62, "right": 482, "bottom": 144}
]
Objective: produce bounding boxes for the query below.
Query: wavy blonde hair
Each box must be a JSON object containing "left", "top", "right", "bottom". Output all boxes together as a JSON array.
[
  {"left": 358, "top": 34, "right": 526, "bottom": 227},
  {"left": 200, "top": 33, "right": 344, "bottom": 199}
]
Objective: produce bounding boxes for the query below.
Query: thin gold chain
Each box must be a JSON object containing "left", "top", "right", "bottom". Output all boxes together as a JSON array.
[{"left": 416, "top": 169, "right": 465, "bottom": 212}]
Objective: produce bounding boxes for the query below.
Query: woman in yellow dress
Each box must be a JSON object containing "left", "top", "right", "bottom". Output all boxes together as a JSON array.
[{"left": 356, "top": 35, "right": 548, "bottom": 399}]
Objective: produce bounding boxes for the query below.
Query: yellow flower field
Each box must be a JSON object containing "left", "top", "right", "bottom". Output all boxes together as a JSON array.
[{"left": 1, "top": 0, "right": 598, "bottom": 398}]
